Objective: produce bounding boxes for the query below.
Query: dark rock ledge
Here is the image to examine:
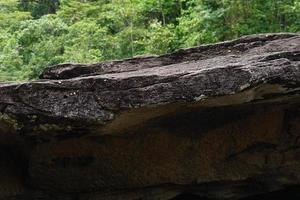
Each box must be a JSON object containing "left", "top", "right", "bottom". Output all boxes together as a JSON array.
[{"left": 0, "top": 33, "right": 300, "bottom": 200}]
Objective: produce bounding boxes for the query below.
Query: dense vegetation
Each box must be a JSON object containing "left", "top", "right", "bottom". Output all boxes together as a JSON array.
[{"left": 0, "top": 0, "right": 299, "bottom": 81}]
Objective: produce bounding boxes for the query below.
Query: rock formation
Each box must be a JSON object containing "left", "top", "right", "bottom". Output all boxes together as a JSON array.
[{"left": 0, "top": 33, "right": 300, "bottom": 200}]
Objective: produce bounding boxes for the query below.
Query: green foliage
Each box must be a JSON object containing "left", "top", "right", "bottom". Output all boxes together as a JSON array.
[
  {"left": 0, "top": 0, "right": 31, "bottom": 29},
  {"left": 145, "top": 21, "right": 176, "bottom": 54},
  {"left": 19, "top": 0, "right": 60, "bottom": 18},
  {"left": 0, "top": 0, "right": 300, "bottom": 81}
]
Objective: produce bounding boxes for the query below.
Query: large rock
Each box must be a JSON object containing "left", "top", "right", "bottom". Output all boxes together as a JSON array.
[{"left": 0, "top": 33, "right": 300, "bottom": 200}]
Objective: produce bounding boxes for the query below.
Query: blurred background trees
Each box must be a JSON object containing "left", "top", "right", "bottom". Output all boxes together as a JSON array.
[{"left": 0, "top": 0, "right": 299, "bottom": 81}]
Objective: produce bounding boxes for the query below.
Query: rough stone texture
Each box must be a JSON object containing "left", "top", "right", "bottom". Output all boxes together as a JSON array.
[{"left": 0, "top": 33, "right": 300, "bottom": 200}]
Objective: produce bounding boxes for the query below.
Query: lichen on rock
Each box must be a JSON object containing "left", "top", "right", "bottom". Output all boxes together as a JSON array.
[{"left": 0, "top": 113, "right": 22, "bottom": 132}]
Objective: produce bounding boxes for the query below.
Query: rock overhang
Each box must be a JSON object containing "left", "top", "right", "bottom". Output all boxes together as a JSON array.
[{"left": 0, "top": 33, "right": 300, "bottom": 200}]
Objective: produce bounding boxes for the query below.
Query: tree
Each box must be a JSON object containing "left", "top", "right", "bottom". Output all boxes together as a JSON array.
[{"left": 19, "top": 0, "right": 60, "bottom": 18}]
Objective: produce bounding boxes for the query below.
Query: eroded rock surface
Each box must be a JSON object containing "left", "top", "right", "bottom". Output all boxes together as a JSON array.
[{"left": 0, "top": 33, "right": 300, "bottom": 200}]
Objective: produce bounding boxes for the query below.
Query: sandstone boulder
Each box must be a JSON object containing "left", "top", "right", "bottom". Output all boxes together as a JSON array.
[{"left": 0, "top": 33, "right": 300, "bottom": 200}]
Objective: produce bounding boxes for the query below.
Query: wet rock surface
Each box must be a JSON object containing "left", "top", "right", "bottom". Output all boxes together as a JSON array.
[{"left": 0, "top": 33, "right": 300, "bottom": 199}]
